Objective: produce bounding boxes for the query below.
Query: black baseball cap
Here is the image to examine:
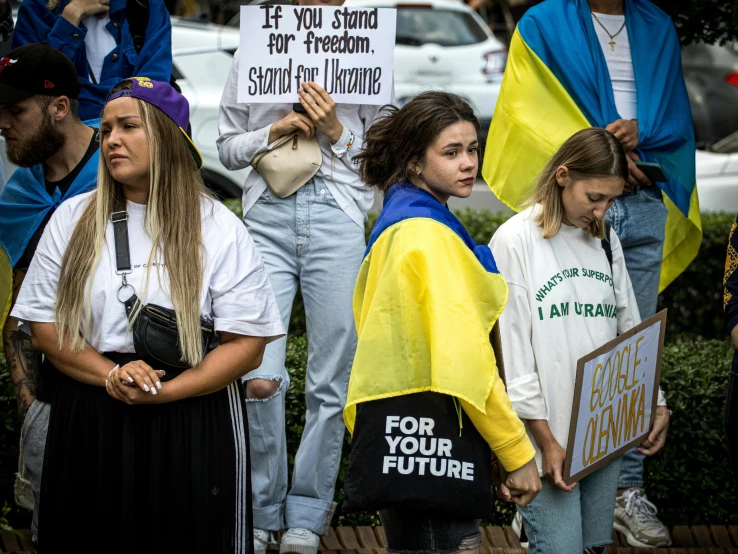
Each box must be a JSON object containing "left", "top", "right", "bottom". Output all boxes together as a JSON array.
[{"left": 0, "top": 44, "right": 82, "bottom": 105}]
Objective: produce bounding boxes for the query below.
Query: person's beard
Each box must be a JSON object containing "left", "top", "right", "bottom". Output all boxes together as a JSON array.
[{"left": 5, "top": 110, "right": 66, "bottom": 168}]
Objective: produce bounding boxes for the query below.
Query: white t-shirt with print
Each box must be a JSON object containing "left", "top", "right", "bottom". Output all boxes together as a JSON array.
[
  {"left": 489, "top": 205, "right": 663, "bottom": 471},
  {"left": 12, "top": 191, "right": 285, "bottom": 353}
]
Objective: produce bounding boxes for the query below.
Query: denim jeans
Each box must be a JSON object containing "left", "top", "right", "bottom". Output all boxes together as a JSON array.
[
  {"left": 517, "top": 457, "right": 623, "bottom": 553},
  {"left": 606, "top": 187, "right": 668, "bottom": 489},
  {"left": 379, "top": 509, "right": 481, "bottom": 554},
  {"left": 243, "top": 179, "right": 365, "bottom": 534}
]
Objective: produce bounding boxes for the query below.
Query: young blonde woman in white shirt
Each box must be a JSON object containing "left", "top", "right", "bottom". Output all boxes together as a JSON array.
[{"left": 489, "top": 128, "right": 670, "bottom": 554}]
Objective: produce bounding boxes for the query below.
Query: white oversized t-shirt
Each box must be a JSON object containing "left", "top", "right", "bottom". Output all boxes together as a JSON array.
[
  {"left": 592, "top": 12, "right": 637, "bottom": 120},
  {"left": 489, "top": 206, "right": 663, "bottom": 471},
  {"left": 12, "top": 192, "right": 285, "bottom": 353}
]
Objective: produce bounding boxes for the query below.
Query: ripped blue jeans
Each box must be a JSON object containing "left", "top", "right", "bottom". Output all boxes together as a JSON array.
[{"left": 242, "top": 181, "right": 365, "bottom": 534}]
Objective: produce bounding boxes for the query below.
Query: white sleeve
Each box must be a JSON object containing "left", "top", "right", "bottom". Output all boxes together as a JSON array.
[
  {"left": 208, "top": 216, "right": 285, "bottom": 341},
  {"left": 216, "top": 50, "right": 272, "bottom": 171},
  {"left": 489, "top": 231, "right": 547, "bottom": 421},
  {"left": 610, "top": 229, "right": 667, "bottom": 406},
  {"left": 611, "top": 229, "right": 641, "bottom": 334},
  {"left": 10, "top": 202, "right": 74, "bottom": 324}
]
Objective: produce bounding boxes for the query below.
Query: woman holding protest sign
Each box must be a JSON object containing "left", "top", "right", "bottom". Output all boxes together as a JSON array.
[
  {"left": 10, "top": 78, "right": 285, "bottom": 552},
  {"left": 217, "top": 1, "right": 394, "bottom": 551},
  {"left": 489, "top": 128, "right": 670, "bottom": 554},
  {"left": 341, "top": 91, "right": 541, "bottom": 553}
]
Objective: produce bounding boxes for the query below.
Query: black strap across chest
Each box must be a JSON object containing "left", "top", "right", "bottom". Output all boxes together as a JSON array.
[{"left": 111, "top": 199, "right": 131, "bottom": 273}]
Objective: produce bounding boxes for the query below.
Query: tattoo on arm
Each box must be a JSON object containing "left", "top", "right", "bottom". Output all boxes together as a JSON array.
[
  {"left": 3, "top": 269, "right": 39, "bottom": 418},
  {"left": 4, "top": 330, "right": 40, "bottom": 418}
]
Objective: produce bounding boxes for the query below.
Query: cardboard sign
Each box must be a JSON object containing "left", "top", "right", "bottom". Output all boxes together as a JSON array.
[
  {"left": 563, "top": 310, "right": 667, "bottom": 484},
  {"left": 238, "top": 5, "right": 396, "bottom": 105}
]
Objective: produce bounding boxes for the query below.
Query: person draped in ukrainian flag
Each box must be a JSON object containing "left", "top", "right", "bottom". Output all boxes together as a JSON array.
[
  {"left": 341, "top": 91, "right": 540, "bottom": 554},
  {"left": 484, "top": 0, "right": 698, "bottom": 294},
  {"left": 483, "top": 0, "right": 693, "bottom": 547}
]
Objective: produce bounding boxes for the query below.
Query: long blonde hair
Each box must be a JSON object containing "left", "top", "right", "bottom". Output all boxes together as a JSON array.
[
  {"left": 529, "top": 128, "right": 628, "bottom": 239},
  {"left": 56, "top": 83, "right": 209, "bottom": 366}
]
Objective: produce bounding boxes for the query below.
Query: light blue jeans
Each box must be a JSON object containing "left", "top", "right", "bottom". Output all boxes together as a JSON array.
[
  {"left": 242, "top": 179, "right": 365, "bottom": 534},
  {"left": 517, "top": 457, "right": 623, "bottom": 553},
  {"left": 606, "top": 187, "right": 668, "bottom": 489}
]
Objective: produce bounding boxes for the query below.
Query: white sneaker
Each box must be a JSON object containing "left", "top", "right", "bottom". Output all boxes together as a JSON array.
[
  {"left": 279, "top": 527, "right": 321, "bottom": 554},
  {"left": 613, "top": 488, "right": 671, "bottom": 547},
  {"left": 254, "top": 528, "right": 276, "bottom": 554}
]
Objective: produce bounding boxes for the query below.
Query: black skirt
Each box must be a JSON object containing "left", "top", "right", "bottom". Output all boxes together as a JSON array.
[{"left": 38, "top": 360, "right": 253, "bottom": 554}]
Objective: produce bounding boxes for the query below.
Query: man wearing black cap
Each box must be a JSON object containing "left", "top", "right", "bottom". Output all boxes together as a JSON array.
[{"left": 0, "top": 43, "right": 100, "bottom": 541}]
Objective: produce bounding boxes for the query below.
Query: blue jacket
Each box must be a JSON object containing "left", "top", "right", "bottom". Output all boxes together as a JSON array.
[{"left": 12, "top": 0, "right": 172, "bottom": 120}]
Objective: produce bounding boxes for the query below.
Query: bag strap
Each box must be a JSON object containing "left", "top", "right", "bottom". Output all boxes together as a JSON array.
[
  {"left": 126, "top": 0, "right": 149, "bottom": 54},
  {"left": 601, "top": 220, "right": 613, "bottom": 275},
  {"left": 111, "top": 198, "right": 140, "bottom": 319},
  {"left": 112, "top": 198, "right": 131, "bottom": 273}
]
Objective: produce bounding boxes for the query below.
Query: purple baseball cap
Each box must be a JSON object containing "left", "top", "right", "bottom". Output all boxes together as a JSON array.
[{"left": 104, "top": 77, "right": 203, "bottom": 169}]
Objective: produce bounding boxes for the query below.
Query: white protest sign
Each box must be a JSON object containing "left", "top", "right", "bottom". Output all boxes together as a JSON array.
[
  {"left": 563, "top": 310, "right": 667, "bottom": 484},
  {"left": 238, "top": 5, "right": 396, "bottom": 105}
]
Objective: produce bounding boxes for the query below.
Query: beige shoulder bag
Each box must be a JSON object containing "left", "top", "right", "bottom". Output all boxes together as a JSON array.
[{"left": 252, "top": 132, "right": 322, "bottom": 198}]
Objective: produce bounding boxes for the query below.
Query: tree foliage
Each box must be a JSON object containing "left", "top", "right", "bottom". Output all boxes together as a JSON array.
[{"left": 648, "top": 0, "right": 737, "bottom": 45}]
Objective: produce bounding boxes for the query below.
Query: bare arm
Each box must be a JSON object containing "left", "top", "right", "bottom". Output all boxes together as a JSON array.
[
  {"left": 29, "top": 321, "right": 116, "bottom": 387},
  {"left": 2, "top": 270, "right": 39, "bottom": 418},
  {"left": 527, "top": 419, "right": 576, "bottom": 492}
]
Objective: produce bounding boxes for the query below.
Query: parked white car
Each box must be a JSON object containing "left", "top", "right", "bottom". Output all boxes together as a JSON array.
[
  {"left": 345, "top": 0, "right": 506, "bottom": 136},
  {"left": 171, "top": 17, "right": 246, "bottom": 198},
  {"left": 695, "top": 131, "right": 738, "bottom": 213}
]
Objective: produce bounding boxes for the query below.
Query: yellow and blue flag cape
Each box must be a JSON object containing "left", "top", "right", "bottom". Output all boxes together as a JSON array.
[
  {"left": 482, "top": 0, "right": 700, "bottom": 291},
  {"left": 344, "top": 182, "right": 509, "bottom": 433},
  {"left": 0, "top": 120, "right": 100, "bottom": 329}
]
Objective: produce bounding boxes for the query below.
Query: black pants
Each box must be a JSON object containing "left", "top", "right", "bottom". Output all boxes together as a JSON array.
[{"left": 379, "top": 508, "right": 481, "bottom": 554}]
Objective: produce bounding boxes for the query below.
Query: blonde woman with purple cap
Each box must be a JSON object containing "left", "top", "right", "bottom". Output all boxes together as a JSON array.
[{"left": 10, "top": 77, "right": 285, "bottom": 552}]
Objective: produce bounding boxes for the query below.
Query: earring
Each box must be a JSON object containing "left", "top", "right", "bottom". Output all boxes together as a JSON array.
[{"left": 416, "top": 168, "right": 421, "bottom": 175}]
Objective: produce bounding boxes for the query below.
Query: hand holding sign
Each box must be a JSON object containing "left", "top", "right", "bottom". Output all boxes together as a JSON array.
[
  {"left": 638, "top": 406, "right": 669, "bottom": 456},
  {"left": 298, "top": 82, "right": 343, "bottom": 144}
]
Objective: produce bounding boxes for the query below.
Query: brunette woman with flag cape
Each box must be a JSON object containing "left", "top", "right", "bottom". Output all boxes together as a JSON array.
[{"left": 342, "top": 92, "right": 540, "bottom": 554}]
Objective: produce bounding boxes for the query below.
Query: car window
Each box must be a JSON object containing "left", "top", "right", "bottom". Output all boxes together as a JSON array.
[
  {"left": 395, "top": 8, "right": 488, "bottom": 47},
  {"left": 712, "top": 131, "right": 738, "bottom": 154}
]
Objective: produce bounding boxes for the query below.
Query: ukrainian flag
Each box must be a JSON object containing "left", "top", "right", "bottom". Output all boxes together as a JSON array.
[
  {"left": 482, "top": 0, "right": 700, "bottom": 291},
  {"left": 0, "top": 119, "right": 100, "bottom": 329},
  {"left": 344, "top": 182, "right": 509, "bottom": 433}
]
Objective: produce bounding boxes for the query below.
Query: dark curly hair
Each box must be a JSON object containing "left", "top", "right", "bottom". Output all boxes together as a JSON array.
[{"left": 355, "top": 92, "right": 480, "bottom": 192}]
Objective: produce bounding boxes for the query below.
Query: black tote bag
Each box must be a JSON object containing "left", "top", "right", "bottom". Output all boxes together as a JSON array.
[{"left": 342, "top": 391, "right": 494, "bottom": 519}]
